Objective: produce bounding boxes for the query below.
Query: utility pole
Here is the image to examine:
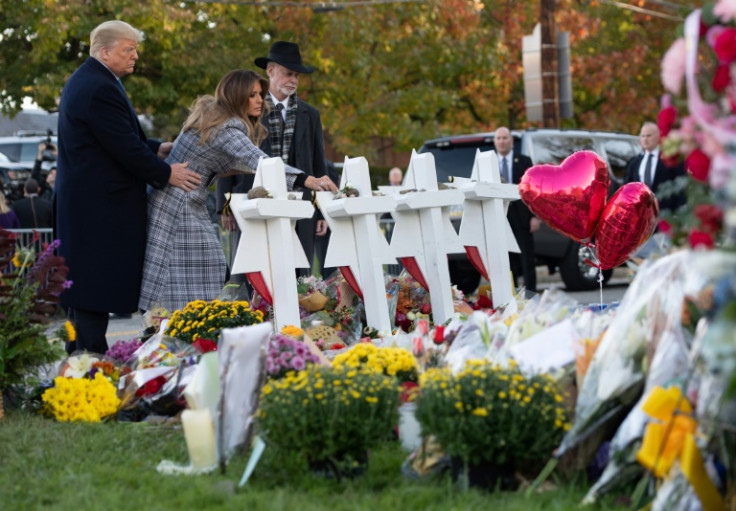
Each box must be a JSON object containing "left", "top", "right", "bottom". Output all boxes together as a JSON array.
[{"left": 540, "top": 0, "right": 560, "bottom": 128}]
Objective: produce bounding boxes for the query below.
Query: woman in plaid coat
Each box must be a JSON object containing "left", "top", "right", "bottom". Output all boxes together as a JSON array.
[{"left": 139, "top": 70, "right": 336, "bottom": 311}]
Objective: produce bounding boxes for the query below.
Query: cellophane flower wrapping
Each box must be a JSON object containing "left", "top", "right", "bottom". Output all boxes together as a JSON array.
[{"left": 558, "top": 251, "right": 703, "bottom": 460}]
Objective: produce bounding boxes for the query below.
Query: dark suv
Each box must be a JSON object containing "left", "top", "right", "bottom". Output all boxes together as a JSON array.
[
  {"left": 418, "top": 128, "right": 640, "bottom": 292},
  {"left": 0, "top": 132, "right": 57, "bottom": 203}
]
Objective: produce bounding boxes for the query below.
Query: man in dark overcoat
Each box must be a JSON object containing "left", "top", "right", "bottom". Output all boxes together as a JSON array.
[
  {"left": 55, "top": 20, "right": 200, "bottom": 354},
  {"left": 624, "top": 121, "right": 686, "bottom": 213},
  {"left": 256, "top": 41, "right": 329, "bottom": 277}
]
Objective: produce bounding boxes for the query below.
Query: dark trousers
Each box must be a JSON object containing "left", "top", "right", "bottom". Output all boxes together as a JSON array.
[
  {"left": 66, "top": 308, "right": 109, "bottom": 355},
  {"left": 510, "top": 231, "right": 537, "bottom": 293},
  {"left": 296, "top": 216, "right": 316, "bottom": 278}
]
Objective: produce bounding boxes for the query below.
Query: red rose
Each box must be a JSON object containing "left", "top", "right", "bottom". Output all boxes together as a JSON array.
[
  {"left": 693, "top": 204, "right": 723, "bottom": 234},
  {"left": 473, "top": 294, "right": 494, "bottom": 310},
  {"left": 433, "top": 325, "right": 445, "bottom": 345},
  {"left": 657, "top": 105, "right": 677, "bottom": 137},
  {"left": 657, "top": 219, "right": 673, "bottom": 237},
  {"left": 136, "top": 375, "right": 168, "bottom": 397},
  {"left": 420, "top": 303, "right": 432, "bottom": 314},
  {"left": 688, "top": 229, "right": 715, "bottom": 249},
  {"left": 192, "top": 338, "right": 218, "bottom": 354},
  {"left": 699, "top": 18, "right": 709, "bottom": 38},
  {"left": 713, "top": 64, "right": 731, "bottom": 92},
  {"left": 686, "top": 149, "right": 710, "bottom": 182},
  {"left": 714, "top": 28, "right": 736, "bottom": 64}
]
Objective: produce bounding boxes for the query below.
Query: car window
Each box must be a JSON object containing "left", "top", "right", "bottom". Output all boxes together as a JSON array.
[
  {"left": 20, "top": 142, "right": 39, "bottom": 161},
  {"left": 424, "top": 142, "right": 495, "bottom": 182},
  {"left": 420, "top": 137, "right": 522, "bottom": 182},
  {"left": 600, "top": 137, "right": 639, "bottom": 181},
  {"left": 527, "top": 134, "right": 596, "bottom": 165},
  {"left": 0, "top": 144, "right": 20, "bottom": 162}
]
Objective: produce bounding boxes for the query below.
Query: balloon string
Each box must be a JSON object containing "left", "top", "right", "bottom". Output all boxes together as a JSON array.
[{"left": 583, "top": 242, "right": 604, "bottom": 310}]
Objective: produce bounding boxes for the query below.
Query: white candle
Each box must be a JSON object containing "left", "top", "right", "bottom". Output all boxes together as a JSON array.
[{"left": 181, "top": 408, "right": 217, "bottom": 469}]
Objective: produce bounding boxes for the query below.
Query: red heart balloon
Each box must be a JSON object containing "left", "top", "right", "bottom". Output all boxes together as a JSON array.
[
  {"left": 595, "top": 183, "right": 659, "bottom": 270},
  {"left": 519, "top": 151, "right": 611, "bottom": 243}
]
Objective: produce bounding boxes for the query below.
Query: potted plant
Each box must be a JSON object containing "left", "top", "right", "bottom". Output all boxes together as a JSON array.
[
  {"left": 415, "top": 359, "right": 570, "bottom": 489},
  {"left": 164, "top": 299, "right": 265, "bottom": 344},
  {"left": 257, "top": 365, "right": 399, "bottom": 479},
  {"left": 0, "top": 229, "right": 69, "bottom": 418}
]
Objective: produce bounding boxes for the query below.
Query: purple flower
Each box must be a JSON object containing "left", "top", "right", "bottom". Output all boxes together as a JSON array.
[
  {"left": 266, "top": 359, "right": 277, "bottom": 374},
  {"left": 291, "top": 356, "right": 305, "bottom": 371},
  {"left": 294, "top": 343, "right": 307, "bottom": 357}
]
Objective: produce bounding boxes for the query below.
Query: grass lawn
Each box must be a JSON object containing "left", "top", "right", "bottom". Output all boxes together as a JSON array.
[{"left": 1, "top": 410, "right": 630, "bottom": 511}]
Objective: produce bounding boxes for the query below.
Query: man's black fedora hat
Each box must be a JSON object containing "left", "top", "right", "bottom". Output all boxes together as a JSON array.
[{"left": 254, "top": 41, "right": 314, "bottom": 74}]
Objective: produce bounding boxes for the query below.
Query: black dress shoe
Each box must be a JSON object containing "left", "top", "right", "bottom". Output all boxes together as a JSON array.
[{"left": 109, "top": 313, "right": 133, "bottom": 319}]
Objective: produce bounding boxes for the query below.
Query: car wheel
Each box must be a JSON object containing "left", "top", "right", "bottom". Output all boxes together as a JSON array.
[{"left": 559, "top": 242, "right": 613, "bottom": 291}]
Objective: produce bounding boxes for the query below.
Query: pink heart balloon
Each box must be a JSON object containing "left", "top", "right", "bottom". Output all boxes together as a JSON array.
[
  {"left": 595, "top": 183, "right": 659, "bottom": 270},
  {"left": 519, "top": 151, "right": 611, "bottom": 243}
]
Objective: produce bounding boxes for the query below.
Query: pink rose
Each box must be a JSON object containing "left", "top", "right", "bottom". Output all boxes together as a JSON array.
[
  {"left": 710, "top": 152, "right": 734, "bottom": 189},
  {"left": 661, "top": 38, "right": 687, "bottom": 95},
  {"left": 713, "top": 0, "right": 736, "bottom": 24}
]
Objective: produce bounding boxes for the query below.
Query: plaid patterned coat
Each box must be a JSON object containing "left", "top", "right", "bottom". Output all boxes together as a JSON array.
[{"left": 139, "top": 118, "right": 300, "bottom": 311}]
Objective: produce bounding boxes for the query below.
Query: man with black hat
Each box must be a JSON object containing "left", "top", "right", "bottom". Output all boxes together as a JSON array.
[{"left": 258, "top": 41, "right": 329, "bottom": 276}]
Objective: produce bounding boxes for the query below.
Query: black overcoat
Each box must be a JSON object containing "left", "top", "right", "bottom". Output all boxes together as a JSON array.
[{"left": 55, "top": 57, "right": 171, "bottom": 313}]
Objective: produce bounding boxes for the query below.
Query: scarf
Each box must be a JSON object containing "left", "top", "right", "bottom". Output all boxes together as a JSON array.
[{"left": 266, "top": 94, "right": 297, "bottom": 162}]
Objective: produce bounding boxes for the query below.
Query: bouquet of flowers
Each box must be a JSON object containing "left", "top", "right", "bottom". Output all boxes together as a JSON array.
[
  {"left": 415, "top": 360, "right": 569, "bottom": 471},
  {"left": 164, "top": 299, "right": 264, "bottom": 344},
  {"left": 258, "top": 365, "right": 399, "bottom": 475},
  {"left": 656, "top": 2, "right": 736, "bottom": 249},
  {"left": 332, "top": 342, "right": 419, "bottom": 384},
  {"left": 297, "top": 275, "right": 329, "bottom": 312},
  {"left": 41, "top": 372, "right": 120, "bottom": 422},
  {"left": 266, "top": 334, "right": 323, "bottom": 379},
  {"left": 105, "top": 338, "right": 143, "bottom": 364}
]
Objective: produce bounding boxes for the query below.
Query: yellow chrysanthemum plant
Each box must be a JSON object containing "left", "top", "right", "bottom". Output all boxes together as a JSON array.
[
  {"left": 415, "top": 359, "right": 570, "bottom": 475},
  {"left": 164, "top": 299, "right": 264, "bottom": 345},
  {"left": 258, "top": 365, "right": 399, "bottom": 477},
  {"left": 41, "top": 372, "right": 121, "bottom": 423},
  {"left": 332, "top": 343, "right": 419, "bottom": 385}
]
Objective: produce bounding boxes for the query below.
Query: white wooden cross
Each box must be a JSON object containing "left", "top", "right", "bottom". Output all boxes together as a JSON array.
[
  {"left": 230, "top": 157, "right": 314, "bottom": 330},
  {"left": 455, "top": 149, "right": 521, "bottom": 307},
  {"left": 315, "top": 156, "right": 396, "bottom": 332},
  {"left": 390, "top": 150, "right": 465, "bottom": 324}
]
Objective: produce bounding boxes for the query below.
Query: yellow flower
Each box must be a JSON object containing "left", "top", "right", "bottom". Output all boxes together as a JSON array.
[
  {"left": 472, "top": 407, "right": 488, "bottom": 417},
  {"left": 63, "top": 321, "right": 76, "bottom": 342},
  {"left": 498, "top": 391, "right": 507, "bottom": 399}
]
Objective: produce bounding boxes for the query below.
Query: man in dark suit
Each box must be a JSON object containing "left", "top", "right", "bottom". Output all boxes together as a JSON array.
[
  {"left": 56, "top": 20, "right": 200, "bottom": 354},
  {"left": 624, "top": 122, "right": 686, "bottom": 212},
  {"left": 256, "top": 41, "right": 329, "bottom": 277},
  {"left": 12, "top": 178, "right": 53, "bottom": 228},
  {"left": 495, "top": 126, "right": 538, "bottom": 293}
]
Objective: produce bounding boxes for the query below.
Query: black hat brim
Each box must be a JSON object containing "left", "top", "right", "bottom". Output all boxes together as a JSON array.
[{"left": 254, "top": 57, "right": 314, "bottom": 74}]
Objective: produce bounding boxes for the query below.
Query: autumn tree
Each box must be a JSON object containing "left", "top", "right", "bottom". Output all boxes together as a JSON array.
[{"left": 0, "top": 0, "right": 693, "bottom": 158}]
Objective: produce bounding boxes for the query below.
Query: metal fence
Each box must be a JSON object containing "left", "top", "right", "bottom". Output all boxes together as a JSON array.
[{"left": 6, "top": 228, "right": 54, "bottom": 248}]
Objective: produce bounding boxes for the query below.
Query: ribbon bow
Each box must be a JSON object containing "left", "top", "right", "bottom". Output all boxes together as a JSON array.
[{"left": 636, "top": 385, "right": 725, "bottom": 511}]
